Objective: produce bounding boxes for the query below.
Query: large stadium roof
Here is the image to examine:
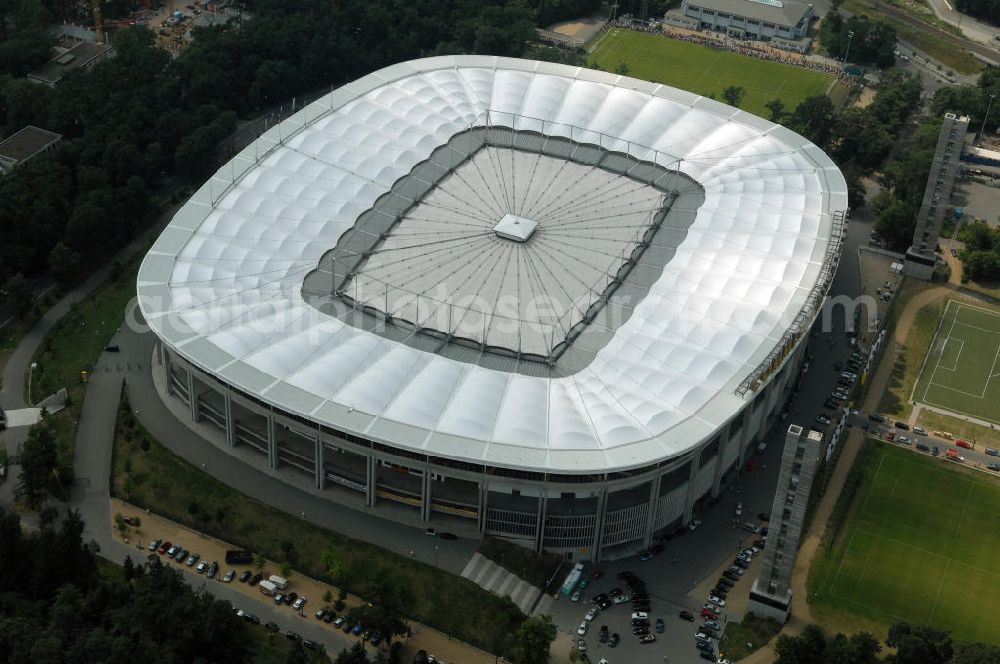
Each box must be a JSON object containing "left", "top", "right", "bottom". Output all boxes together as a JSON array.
[{"left": 138, "top": 56, "right": 847, "bottom": 474}]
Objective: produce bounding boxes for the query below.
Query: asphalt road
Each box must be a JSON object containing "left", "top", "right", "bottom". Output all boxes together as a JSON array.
[{"left": 867, "top": 420, "right": 1000, "bottom": 470}]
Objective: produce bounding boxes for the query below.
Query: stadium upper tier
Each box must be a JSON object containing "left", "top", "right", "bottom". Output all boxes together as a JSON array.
[{"left": 138, "top": 56, "right": 847, "bottom": 474}]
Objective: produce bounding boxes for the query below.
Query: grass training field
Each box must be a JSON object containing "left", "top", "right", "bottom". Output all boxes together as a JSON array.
[
  {"left": 810, "top": 443, "right": 1000, "bottom": 644},
  {"left": 914, "top": 299, "right": 1000, "bottom": 425},
  {"left": 588, "top": 29, "right": 835, "bottom": 118}
]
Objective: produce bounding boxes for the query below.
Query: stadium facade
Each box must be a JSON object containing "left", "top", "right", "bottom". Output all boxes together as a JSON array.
[{"left": 139, "top": 56, "right": 847, "bottom": 561}]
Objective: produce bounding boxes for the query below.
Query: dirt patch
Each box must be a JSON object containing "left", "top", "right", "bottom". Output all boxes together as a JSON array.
[
  {"left": 854, "top": 87, "right": 876, "bottom": 108},
  {"left": 547, "top": 14, "right": 606, "bottom": 42}
]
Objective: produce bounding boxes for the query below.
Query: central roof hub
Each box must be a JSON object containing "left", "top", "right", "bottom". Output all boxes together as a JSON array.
[{"left": 493, "top": 213, "right": 538, "bottom": 242}]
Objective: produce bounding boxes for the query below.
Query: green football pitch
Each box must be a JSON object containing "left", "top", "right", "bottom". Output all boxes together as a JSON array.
[
  {"left": 588, "top": 29, "right": 835, "bottom": 118},
  {"left": 914, "top": 300, "right": 1000, "bottom": 425},
  {"left": 812, "top": 443, "right": 1000, "bottom": 644}
]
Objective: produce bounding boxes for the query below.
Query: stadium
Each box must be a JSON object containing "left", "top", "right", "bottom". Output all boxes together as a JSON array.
[{"left": 137, "top": 56, "right": 847, "bottom": 561}]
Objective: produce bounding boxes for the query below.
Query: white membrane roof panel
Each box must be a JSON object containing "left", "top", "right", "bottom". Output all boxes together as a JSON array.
[{"left": 139, "top": 56, "right": 846, "bottom": 474}]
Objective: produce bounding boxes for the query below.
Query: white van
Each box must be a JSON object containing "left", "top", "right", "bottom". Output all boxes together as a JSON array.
[
  {"left": 258, "top": 579, "right": 277, "bottom": 596},
  {"left": 268, "top": 575, "right": 289, "bottom": 590}
]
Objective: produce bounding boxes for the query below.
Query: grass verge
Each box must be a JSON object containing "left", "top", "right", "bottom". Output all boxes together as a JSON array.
[
  {"left": 916, "top": 409, "right": 1000, "bottom": 448},
  {"left": 111, "top": 397, "right": 525, "bottom": 655},
  {"left": 876, "top": 286, "right": 945, "bottom": 419},
  {"left": 718, "top": 613, "right": 782, "bottom": 661},
  {"left": 807, "top": 442, "right": 1000, "bottom": 645}
]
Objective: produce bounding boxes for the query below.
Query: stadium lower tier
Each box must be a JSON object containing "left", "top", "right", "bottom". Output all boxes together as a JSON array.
[{"left": 155, "top": 339, "right": 805, "bottom": 561}]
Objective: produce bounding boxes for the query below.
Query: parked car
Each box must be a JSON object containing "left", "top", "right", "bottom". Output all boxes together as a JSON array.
[
  {"left": 333, "top": 617, "right": 346, "bottom": 628},
  {"left": 264, "top": 622, "right": 280, "bottom": 632},
  {"left": 638, "top": 550, "right": 654, "bottom": 561},
  {"left": 285, "top": 631, "right": 301, "bottom": 642},
  {"left": 174, "top": 549, "right": 188, "bottom": 563},
  {"left": 148, "top": 539, "right": 162, "bottom": 552},
  {"left": 324, "top": 612, "right": 336, "bottom": 623},
  {"left": 704, "top": 619, "right": 720, "bottom": 630},
  {"left": 239, "top": 570, "right": 252, "bottom": 582},
  {"left": 166, "top": 544, "right": 180, "bottom": 558},
  {"left": 688, "top": 518, "right": 702, "bottom": 531},
  {"left": 708, "top": 594, "right": 726, "bottom": 607},
  {"left": 917, "top": 443, "right": 930, "bottom": 452},
  {"left": 196, "top": 560, "right": 208, "bottom": 574},
  {"left": 571, "top": 590, "right": 582, "bottom": 602},
  {"left": 292, "top": 596, "right": 307, "bottom": 610},
  {"left": 207, "top": 562, "right": 219, "bottom": 579},
  {"left": 894, "top": 421, "right": 910, "bottom": 430},
  {"left": 986, "top": 447, "right": 1000, "bottom": 457},
  {"left": 185, "top": 553, "right": 200, "bottom": 567},
  {"left": 639, "top": 634, "right": 656, "bottom": 643},
  {"left": 223, "top": 569, "right": 234, "bottom": 582},
  {"left": 987, "top": 463, "right": 1000, "bottom": 471},
  {"left": 303, "top": 640, "right": 319, "bottom": 651},
  {"left": 576, "top": 639, "right": 586, "bottom": 653},
  {"left": 599, "top": 625, "right": 609, "bottom": 643},
  {"left": 370, "top": 631, "right": 383, "bottom": 646},
  {"left": 158, "top": 541, "right": 172, "bottom": 554},
  {"left": 913, "top": 426, "right": 928, "bottom": 436},
  {"left": 816, "top": 414, "right": 831, "bottom": 425},
  {"left": 608, "top": 633, "right": 620, "bottom": 647},
  {"left": 679, "top": 610, "right": 695, "bottom": 622},
  {"left": 655, "top": 618, "right": 665, "bottom": 633},
  {"left": 352, "top": 622, "right": 363, "bottom": 635},
  {"left": 955, "top": 439, "right": 973, "bottom": 450}
]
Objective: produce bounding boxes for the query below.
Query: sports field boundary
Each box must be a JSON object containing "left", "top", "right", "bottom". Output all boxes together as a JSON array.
[{"left": 911, "top": 299, "right": 1000, "bottom": 425}]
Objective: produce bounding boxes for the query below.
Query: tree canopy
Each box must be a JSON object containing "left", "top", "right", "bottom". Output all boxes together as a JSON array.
[{"left": 820, "top": 11, "right": 897, "bottom": 68}]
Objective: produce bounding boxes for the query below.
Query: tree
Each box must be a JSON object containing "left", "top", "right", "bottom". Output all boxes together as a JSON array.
[
  {"left": 286, "top": 640, "right": 309, "bottom": 664},
  {"left": 885, "top": 622, "right": 953, "bottom": 664},
  {"left": 874, "top": 196, "right": 916, "bottom": 252},
  {"left": 722, "top": 85, "right": 745, "bottom": 108},
  {"left": 2, "top": 273, "right": 33, "bottom": 318},
  {"left": 510, "top": 614, "right": 553, "bottom": 664},
  {"left": 765, "top": 98, "right": 786, "bottom": 122},
  {"left": 788, "top": 95, "right": 837, "bottom": 147},
  {"left": 775, "top": 624, "right": 828, "bottom": 664},
  {"left": 323, "top": 589, "right": 334, "bottom": 607},
  {"left": 256, "top": 553, "right": 268, "bottom": 572},
  {"left": 15, "top": 420, "right": 58, "bottom": 509},
  {"left": 48, "top": 242, "right": 83, "bottom": 288},
  {"left": 344, "top": 567, "right": 413, "bottom": 644},
  {"left": 279, "top": 561, "right": 292, "bottom": 579},
  {"left": 335, "top": 642, "right": 371, "bottom": 664}
]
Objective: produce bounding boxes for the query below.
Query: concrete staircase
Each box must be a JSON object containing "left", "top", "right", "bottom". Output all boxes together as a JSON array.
[{"left": 460, "top": 553, "right": 551, "bottom": 616}]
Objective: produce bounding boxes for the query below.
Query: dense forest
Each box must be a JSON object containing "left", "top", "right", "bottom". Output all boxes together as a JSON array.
[
  {"left": 819, "top": 10, "right": 897, "bottom": 69},
  {"left": 0, "top": 507, "right": 252, "bottom": 663},
  {"left": 0, "top": 0, "right": 594, "bottom": 303},
  {"left": 956, "top": 0, "right": 1000, "bottom": 26}
]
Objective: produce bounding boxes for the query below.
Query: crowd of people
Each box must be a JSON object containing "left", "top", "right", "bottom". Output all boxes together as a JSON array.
[{"left": 603, "top": 20, "right": 858, "bottom": 87}]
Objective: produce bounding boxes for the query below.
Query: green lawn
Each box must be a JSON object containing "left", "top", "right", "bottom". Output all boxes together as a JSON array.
[
  {"left": 588, "top": 29, "right": 834, "bottom": 118},
  {"left": 914, "top": 300, "right": 1000, "bottom": 425},
  {"left": 877, "top": 284, "right": 945, "bottom": 419},
  {"left": 809, "top": 443, "right": 1000, "bottom": 644}
]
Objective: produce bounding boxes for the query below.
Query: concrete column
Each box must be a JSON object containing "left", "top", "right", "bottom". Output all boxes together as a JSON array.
[
  {"left": 223, "top": 392, "right": 236, "bottom": 447},
  {"left": 682, "top": 452, "right": 701, "bottom": 523},
  {"left": 365, "top": 452, "right": 377, "bottom": 507},
  {"left": 534, "top": 491, "right": 547, "bottom": 553},
  {"left": 591, "top": 488, "right": 608, "bottom": 562},
  {"left": 187, "top": 370, "right": 198, "bottom": 422},
  {"left": 164, "top": 350, "right": 173, "bottom": 396},
  {"left": 642, "top": 475, "right": 662, "bottom": 548},
  {"left": 712, "top": 424, "right": 734, "bottom": 496},
  {"left": 420, "top": 466, "right": 431, "bottom": 523},
  {"left": 478, "top": 480, "right": 489, "bottom": 535},
  {"left": 267, "top": 414, "right": 278, "bottom": 470},
  {"left": 314, "top": 433, "right": 324, "bottom": 490}
]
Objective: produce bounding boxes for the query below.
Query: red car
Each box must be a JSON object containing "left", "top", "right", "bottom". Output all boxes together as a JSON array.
[
  {"left": 157, "top": 540, "right": 171, "bottom": 554},
  {"left": 701, "top": 608, "right": 719, "bottom": 620},
  {"left": 955, "top": 439, "right": 973, "bottom": 450}
]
